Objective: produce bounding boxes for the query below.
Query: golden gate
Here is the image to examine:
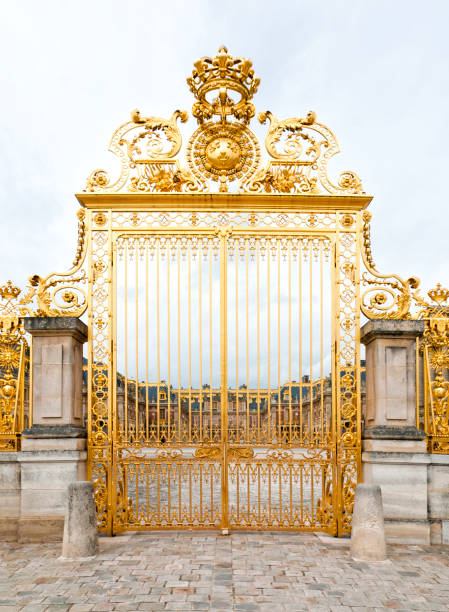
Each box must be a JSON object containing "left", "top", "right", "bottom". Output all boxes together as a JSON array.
[
  {"left": 2, "top": 46, "right": 424, "bottom": 535},
  {"left": 75, "top": 46, "right": 381, "bottom": 536}
]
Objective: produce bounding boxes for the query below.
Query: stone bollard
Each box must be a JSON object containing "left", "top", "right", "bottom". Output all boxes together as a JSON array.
[
  {"left": 350, "top": 484, "right": 387, "bottom": 562},
  {"left": 61, "top": 482, "right": 98, "bottom": 559}
]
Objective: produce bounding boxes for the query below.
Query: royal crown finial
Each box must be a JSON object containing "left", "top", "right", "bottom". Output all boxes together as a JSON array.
[
  {"left": 0, "top": 280, "right": 21, "bottom": 301},
  {"left": 187, "top": 46, "right": 260, "bottom": 124},
  {"left": 428, "top": 283, "right": 449, "bottom": 304}
]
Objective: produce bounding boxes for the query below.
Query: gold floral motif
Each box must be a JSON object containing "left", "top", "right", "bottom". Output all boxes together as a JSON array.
[
  {"left": 93, "top": 212, "right": 107, "bottom": 227},
  {"left": 129, "top": 162, "right": 198, "bottom": 194}
]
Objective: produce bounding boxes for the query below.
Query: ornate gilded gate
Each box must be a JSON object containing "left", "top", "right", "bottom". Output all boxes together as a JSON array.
[
  {"left": 75, "top": 47, "right": 376, "bottom": 535},
  {"left": 1, "top": 48, "right": 447, "bottom": 536}
]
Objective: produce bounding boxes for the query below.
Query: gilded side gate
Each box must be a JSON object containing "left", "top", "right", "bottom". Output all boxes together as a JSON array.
[{"left": 2, "top": 46, "right": 445, "bottom": 535}]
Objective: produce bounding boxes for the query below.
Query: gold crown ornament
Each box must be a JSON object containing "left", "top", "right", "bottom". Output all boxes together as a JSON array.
[
  {"left": 187, "top": 46, "right": 260, "bottom": 124},
  {"left": 0, "top": 281, "right": 21, "bottom": 301},
  {"left": 428, "top": 284, "right": 449, "bottom": 304}
]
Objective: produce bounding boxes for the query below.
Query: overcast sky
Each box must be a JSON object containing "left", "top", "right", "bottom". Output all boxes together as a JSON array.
[{"left": 0, "top": 0, "right": 448, "bottom": 300}]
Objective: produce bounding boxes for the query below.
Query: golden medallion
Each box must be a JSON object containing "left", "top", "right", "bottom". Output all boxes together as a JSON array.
[{"left": 187, "top": 121, "right": 260, "bottom": 192}]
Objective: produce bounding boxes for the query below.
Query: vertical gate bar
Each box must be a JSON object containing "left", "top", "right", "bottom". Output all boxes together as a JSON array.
[
  {"left": 124, "top": 240, "right": 128, "bottom": 444},
  {"left": 299, "top": 239, "right": 303, "bottom": 443},
  {"left": 135, "top": 237, "right": 139, "bottom": 440},
  {"left": 288, "top": 240, "right": 292, "bottom": 444},
  {"left": 156, "top": 240, "right": 160, "bottom": 443},
  {"left": 199, "top": 240, "right": 203, "bottom": 443},
  {"left": 246, "top": 240, "right": 249, "bottom": 444},
  {"left": 355, "top": 215, "right": 362, "bottom": 475},
  {"left": 108, "top": 214, "right": 115, "bottom": 535},
  {"left": 177, "top": 240, "right": 182, "bottom": 443},
  {"left": 135, "top": 464, "right": 139, "bottom": 525},
  {"left": 267, "top": 246, "right": 271, "bottom": 444},
  {"left": 235, "top": 237, "right": 239, "bottom": 442},
  {"left": 246, "top": 461, "right": 250, "bottom": 525},
  {"left": 334, "top": 225, "right": 342, "bottom": 535},
  {"left": 309, "top": 240, "right": 313, "bottom": 441},
  {"left": 209, "top": 240, "right": 213, "bottom": 442},
  {"left": 146, "top": 463, "right": 149, "bottom": 524},
  {"left": 257, "top": 239, "right": 260, "bottom": 443},
  {"left": 13, "top": 343, "right": 24, "bottom": 442},
  {"left": 167, "top": 459, "right": 171, "bottom": 524},
  {"left": 188, "top": 241, "right": 192, "bottom": 443},
  {"left": 220, "top": 231, "right": 229, "bottom": 531},
  {"left": 320, "top": 240, "right": 324, "bottom": 442},
  {"left": 145, "top": 241, "right": 149, "bottom": 443},
  {"left": 167, "top": 238, "right": 171, "bottom": 443},
  {"left": 277, "top": 240, "right": 281, "bottom": 443},
  {"left": 425, "top": 345, "right": 431, "bottom": 435}
]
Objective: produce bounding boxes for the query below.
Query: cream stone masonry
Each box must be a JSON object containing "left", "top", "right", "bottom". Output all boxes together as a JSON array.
[
  {"left": 23, "top": 317, "right": 87, "bottom": 429},
  {"left": 62, "top": 481, "right": 98, "bottom": 559},
  {"left": 360, "top": 319, "right": 449, "bottom": 545},
  {"left": 0, "top": 317, "right": 89, "bottom": 542},
  {"left": 0, "top": 453, "right": 20, "bottom": 541},
  {"left": 350, "top": 484, "right": 386, "bottom": 562},
  {"left": 361, "top": 319, "right": 425, "bottom": 432}
]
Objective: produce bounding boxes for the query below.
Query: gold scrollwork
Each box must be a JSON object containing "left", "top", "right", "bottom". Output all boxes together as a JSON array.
[
  {"left": 85, "top": 111, "right": 194, "bottom": 194},
  {"left": 82, "top": 47, "right": 364, "bottom": 198},
  {"left": 247, "top": 111, "right": 364, "bottom": 196},
  {"left": 361, "top": 211, "right": 419, "bottom": 319}
]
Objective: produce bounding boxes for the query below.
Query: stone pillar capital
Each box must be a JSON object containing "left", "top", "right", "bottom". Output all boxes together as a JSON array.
[
  {"left": 23, "top": 316, "right": 87, "bottom": 343},
  {"left": 361, "top": 319, "right": 425, "bottom": 346}
]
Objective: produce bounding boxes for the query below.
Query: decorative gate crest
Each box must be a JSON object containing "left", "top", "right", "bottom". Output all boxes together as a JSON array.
[{"left": 85, "top": 46, "right": 364, "bottom": 196}]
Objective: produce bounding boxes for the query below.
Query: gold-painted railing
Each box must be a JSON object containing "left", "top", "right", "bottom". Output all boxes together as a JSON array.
[
  {"left": 0, "top": 316, "right": 29, "bottom": 451},
  {"left": 415, "top": 285, "right": 449, "bottom": 453}
]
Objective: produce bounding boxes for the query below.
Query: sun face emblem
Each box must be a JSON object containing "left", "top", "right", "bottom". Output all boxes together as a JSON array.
[
  {"left": 205, "top": 137, "right": 241, "bottom": 171},
  {"left": 187, "top": 122, "right": 260, "bottom": 191}
]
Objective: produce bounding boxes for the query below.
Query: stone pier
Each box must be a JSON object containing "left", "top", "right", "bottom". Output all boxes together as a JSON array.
[
  {"left": 361, "top": 318, "right": 449, "bottom": 545},
  {"left": 0, "top": 317, "right": 88, "bottom": 542}
]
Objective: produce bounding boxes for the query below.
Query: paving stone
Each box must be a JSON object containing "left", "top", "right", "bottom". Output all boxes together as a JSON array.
[{"left": 0, "top": 532, "right": 448, "bottom": 610}]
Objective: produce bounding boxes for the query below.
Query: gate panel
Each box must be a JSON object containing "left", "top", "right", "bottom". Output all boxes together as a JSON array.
[
  {"left": 225, "top": 234, "right": 335, "bottom": 531},
  {"left": 111, "top": 229, "right": 338, "bottom": 533},
  {"left": 113, "top": 232, "right": 224, "bottom": 529}
]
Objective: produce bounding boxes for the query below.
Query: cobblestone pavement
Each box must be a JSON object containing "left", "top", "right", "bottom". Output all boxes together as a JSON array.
[{"left": 2, "top": 531, "right": 449, "bottom": 611}]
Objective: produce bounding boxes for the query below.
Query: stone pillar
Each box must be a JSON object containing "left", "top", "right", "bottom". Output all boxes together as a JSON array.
[
  {"left": 62, "top": 482, "right": 98, "bottom": 559},
  {"left": 361, "top": 319, "right": 430, "bottom": 544},
  {"left": 350, "top": 484, "right": 386, "bottom": 562},
  {"left": 17, "top": 317, "right": 88, "bottom": 542}
]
